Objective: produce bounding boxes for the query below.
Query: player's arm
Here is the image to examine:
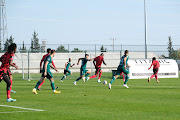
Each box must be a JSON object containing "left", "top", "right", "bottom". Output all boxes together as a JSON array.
[
  {"left": 40, "top": 56, "right": 44, "bottom": 71},
  {"left": 50, "top": 64, "right": 58, "bottom": 72},
  {"left": 77, "top": 58, "right": 82, "bottom": 65},
  {"left": 103, "top": 60, "right": 107, "bottom": 66},
  {"left": 124, "top": 57, "right": 127, "bottom": 69},
  {"left": 70, "top": 63, "right": 75, "bottom": 67},
  {"left": 65, "top": 62, "right": 68, "bottom": 69},
  {"left": 93, "top": 60, "right": 96, "bottom": 67},
  {"left": 88, "top": 58, "right": 94, "bottom": 61},
  {"left": 9, "top": 59, "right": 18, "bottom": 69},
  {"left": 44, "top": 61, "right": 48, "bottom": 76},
  {"left": 148, "top": 63, "right": 153, "bottom": 70},
  {"left": 52, "top": 60, "right": 56, "bottom": 69}
]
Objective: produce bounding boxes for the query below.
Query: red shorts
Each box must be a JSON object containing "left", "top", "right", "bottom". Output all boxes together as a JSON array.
[
  {"left": 0, "top": 67, "right": 11, "bottom": 79},
  {"left": 95, "top": 67, "right": 101, "bottom": 75}
]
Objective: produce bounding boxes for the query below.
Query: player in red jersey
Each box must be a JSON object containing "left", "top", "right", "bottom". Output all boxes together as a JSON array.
[
  {"left": 86, "top": 53, "right": 107, "bottom": 83},
  {"left": 38, "top": 48, "right": 57, "bottom": 90},
  {"left": 148, "top": 57, "right": 160, "bottom": 83},
  {"left": 0, "top": 43, "right": 18, "bottom": 102}
]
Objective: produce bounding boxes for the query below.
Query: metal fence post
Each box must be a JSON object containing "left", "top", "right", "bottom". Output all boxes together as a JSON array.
[
  {"left": 22, "top": 53, "right": 24, "bottom": 80},
  {"left": 28, "top": 51, "right": 30, "bottom": 81}
]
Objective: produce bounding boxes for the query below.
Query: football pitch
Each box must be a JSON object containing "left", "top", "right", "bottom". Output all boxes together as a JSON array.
[{"left": 0, "top": 72, "right": 180, "bottom": 120}]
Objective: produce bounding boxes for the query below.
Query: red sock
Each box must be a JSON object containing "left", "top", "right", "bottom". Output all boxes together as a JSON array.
[
  {"left": 155, "top": 75, "right": 158, "bottom": 80},
  {"left": 90, "top": 75, "right": 96, "bottom": 79},
  {"left": 38, "top": 80, "right": 45, "bottom": 89},
  {"left": 10, "top": 79, "right": 12, "bottom": 91},
  {"left": 7, "top": 90, "right": 11, "bottom": 99},
  {"left": 150, "top": 75, "right": 155, "bottom": 79},
  {"left": 98, "top": 73, "right": 102, "bottom": 79}
]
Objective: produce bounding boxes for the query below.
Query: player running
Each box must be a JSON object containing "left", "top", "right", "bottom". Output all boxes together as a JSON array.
[
  {"left": 38, "top": 48, "right": 57, "bottom": 90},
  {"left": 0, "top": 43, "right": 18, "bottom": 102},
  {"left": 86, "top": 53, "right": 107, "bottom": 83},
  {"left": 108, "top": 50, "right": 130, "bottom": 89},
  {"left": 60, "top": 58, "right": 75, "bottom": 82},
  {"left": 32, "top": 50, "right": 61, "bottom": 94},
  {"left": 73, "top": 54, "right": 93, "bottom": 85},
  {"left": 148, "top": 57, "right": 160, "bottom": 83}
]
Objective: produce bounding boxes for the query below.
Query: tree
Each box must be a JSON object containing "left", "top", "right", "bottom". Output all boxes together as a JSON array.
[
  {"left": 71, "top": 48, "right": 83, "bottom": 53},
  {"left": 19, "top": 41, "right": 27, "bottom": 53},
  {"left": 56, "top": 45, "right": 69, "bottom": 52},
  {"left": 4, "top": 35, "right": 14, "bottom": 51},
  {"left": 100, "top": 45, "right": 107, "bottom": 52},
  {"left": 30, "top": 31, "right": 40, "bottom": 52}
]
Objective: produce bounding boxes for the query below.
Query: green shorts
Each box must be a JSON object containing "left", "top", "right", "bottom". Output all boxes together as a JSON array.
[
  {"left": 41, "top": 71, "right": 53, "bottom": 79},
  {"left": 80, "top": 68, "right": 88, "bottom": 76},
  {"left": 116, "top": 65, "right": 129, "bottom": 75}
]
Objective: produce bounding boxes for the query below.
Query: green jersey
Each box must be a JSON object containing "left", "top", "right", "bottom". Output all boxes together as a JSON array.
[
  {"left": 66, "top": 61, "right": 71, "bottom": 70},
  {"left": 119, "top": 55, "right": 129, "bottom": 66},
  {"left": 81, "top": 58, "right": 89, "bottom": 69},
  {"left": 43, "top": 55, "right": 52, "bottom": 72}
]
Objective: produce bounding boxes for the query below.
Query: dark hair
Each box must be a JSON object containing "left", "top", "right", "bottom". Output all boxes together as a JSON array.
[
  {"left": 152, "top": 57, "right": 156, "bottom": 61},
  {"left": 124, "top": 50, "right": 129, "bottom": 55},
  {"left": 47, "top": 48, "right": 51, "bottom": 53},
  {"left": 85, "top": 54, "right": 89, "bottom": 57},
  {"left": 8, "top": 43, "right": 17, "bottom": 53},
  {"left": 51, "top": 50, "right": 56, "bottom": 54},
  {"left": 69, "top": 58, "right": 71, "bottom": 61},
  {"left": 100, "top": 53, "right": 104, "bottom": 56}
]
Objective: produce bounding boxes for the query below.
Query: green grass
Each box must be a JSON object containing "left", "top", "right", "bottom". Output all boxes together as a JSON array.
[{"left": 0, "top": 73, "right": 180, "bottom": 120}]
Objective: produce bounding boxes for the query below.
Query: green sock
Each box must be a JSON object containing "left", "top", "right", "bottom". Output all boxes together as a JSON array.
[
  {"left": 66, "top": 72, "right": 71, "bottom": 76},
  {"left": 61, "top": 76, "right": 65, "bottom": 80},
  {"left": 124, "top": 75, "right": 129, "bottom": 84},
  {"left": 34, "top": 81, "right": 41, "bottom": 89},
  {"left": 51, "top": 81, "right": 55, "bottom": 90},
  {"left": 85, "top": 73, "right": 90, "bottom": 77},
  {"left": 110, "top": 76, "right": 116, "bottom": 84}
]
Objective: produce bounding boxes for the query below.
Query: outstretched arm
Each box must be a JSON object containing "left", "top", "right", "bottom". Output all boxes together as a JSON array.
[
  {"left": 51, "top": 64, "right": 58, "bottom": 72},
  {"left": 9, "top": 59, "right": 18, "bottom": 69},
  {"left": 148, "top": 64, "right": 153, "bottom": 70},
  {"left": 103, "top": 60, "right": 107, "bottom": 65},
  {"left": 52, "top": 61, "right": 56, "bottom": 69},
  {"left": 71, "top": 63, "right": 75, "bottom": 67},
  {"left": 77, "top": 58, "right": 82, "bottom": 65}
]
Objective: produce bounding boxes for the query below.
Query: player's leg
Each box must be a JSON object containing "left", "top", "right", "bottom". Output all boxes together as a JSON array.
[
  {"left": 87, "top": 67, "right": 99, "bottom": 81},
  {"left": 148, "top": 69, "right": 156, "bottom": 82},
  {"left": 155, "top": 69, "right": 159, "bottom": 83},
  {"left": 37, "top": 78, "right": 45, "bottom": 90},
  {"left": 3, "top": 74, "right": 16, "bottom": 102},
  {"left": 120, "top": 72, "right": 125, "bottom": 81},
  {"left": 32, "top": 77, "right": 45, "bottom": 94},
  {"left": 73, "top": 69, "right": 83, "bottom": 85},
  {"left": 98, "top": 69, "right": 102, "bottom": 83},
  {"left": 85, "top": 70, "right": 91, "bottom": 82},
  {"left": 49, "top": 76, "right": 61, "bottom": 94},
  {"left": 123, "top": 69, "right": 130, "bottom": 88},
  {"left": 7, "top": 69, "right": 16, "bottom": 93},
  {"left": 61, "top": 70, "right": 67, "bottom": 82},
  {"left": 66, "top": 70, "right": 71, "bottom": 76}
]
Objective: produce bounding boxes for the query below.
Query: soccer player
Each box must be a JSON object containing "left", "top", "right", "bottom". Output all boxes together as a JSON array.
[
  {"left": 60, "top": 58, "right": 75, "bottom": 82},
  {"left": 148, "top": 57, "right": 160, "bottom": 83},
  {"left": 108, "top": 50, "right": 130, "bottom": 89},
  {"left": 32, "top": 50, "right": 61, "bottom": 94},
  {"left": 86, "top": 53, "right": 107, "bottom": 83},
  {"left": 38, "top": 48, "right": 57, "bottom": 90},
  {"left": 73, "top": 54, "right": 93, "bottom": 85},
  {"left": 0, "top": 43, "right": 18, "bottom": 102}
]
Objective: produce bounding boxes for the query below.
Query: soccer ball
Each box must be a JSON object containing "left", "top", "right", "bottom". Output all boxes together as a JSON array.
[{"left": 103, "top": 80, "right": 107, "bottom": 85}]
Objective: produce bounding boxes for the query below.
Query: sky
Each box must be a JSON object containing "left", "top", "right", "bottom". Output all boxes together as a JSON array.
[{"left": 6, "top": 0, "right": 180, "bottom": 46}]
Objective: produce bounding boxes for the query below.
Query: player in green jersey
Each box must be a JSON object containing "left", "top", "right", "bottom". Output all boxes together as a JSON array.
[
  {"left": 32, "top": 50, "right": 61, "bottom": 94},
  {"left": 60, "top": 58, "right": 75, "bottom": 82},
  {"left": 108, "top": 50, "right": 130, "bottom": 89},
  {"left": 73, "top": 54, "right": 93, "bottom": 85}
]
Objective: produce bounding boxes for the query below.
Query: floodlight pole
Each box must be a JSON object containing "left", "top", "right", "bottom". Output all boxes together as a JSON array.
[{"left": 144, "top": 0, "right": 147, "bottom": 59}]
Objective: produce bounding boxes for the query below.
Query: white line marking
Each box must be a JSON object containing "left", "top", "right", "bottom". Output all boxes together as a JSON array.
[
  {"left": 0, "top": 111, "right": 30, "bottom": 114},
  {"left": 0, "top": 105, "right": 45, "bottom": 112}
]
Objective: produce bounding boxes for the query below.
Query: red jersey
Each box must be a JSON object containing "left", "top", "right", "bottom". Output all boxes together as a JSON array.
[
  {"left": 150, "top": 60, "right": 160, "bottom": 69},
  {"left": 40, "top": 54, "right": 56, "bottom": 68},
  {"left": 0, "top": 52, "right": 14, "bottom": 69},
  {"left": 94, "top": 56, "right": 104, "bottom": 67}
]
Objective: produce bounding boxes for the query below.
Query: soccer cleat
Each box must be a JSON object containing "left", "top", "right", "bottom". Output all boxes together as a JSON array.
[
  {"left": 32, "top": 89, "right": 38, "bottom": 94},
  {"left": 123, "top": 84, "right": 129, "bottom": 88},
  {"left": 11, "top": 90, "right": 16, "bottom": 93},
  {"left": 86, "top": 77, "right": 90, "bottom": 82},
  {"left": 60, "top": 80, "right": 63, "bottom": 82},
  {"left": 7, "top": 98, "right": 16, "bottom": 102},
  {"left": 97, "top": 80, "right": 101, "bottom": 83},
  {"left": 82, "top": 77, "right": 85, "bottom": 82},
  {"left": 73, "top": 81, "right": 77, "bottom": 85},
  {"left": 53, "top": 91, "right": 61, "bottom": 94},
  {"left": 37, "top": 88, "right": 41, "bottom": 91},
  {"left": 108, "top": 83, "right": 111, "bottom": 89},
  {"left": 148, "top": 77, "right": 150, "bottom": 82}
]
